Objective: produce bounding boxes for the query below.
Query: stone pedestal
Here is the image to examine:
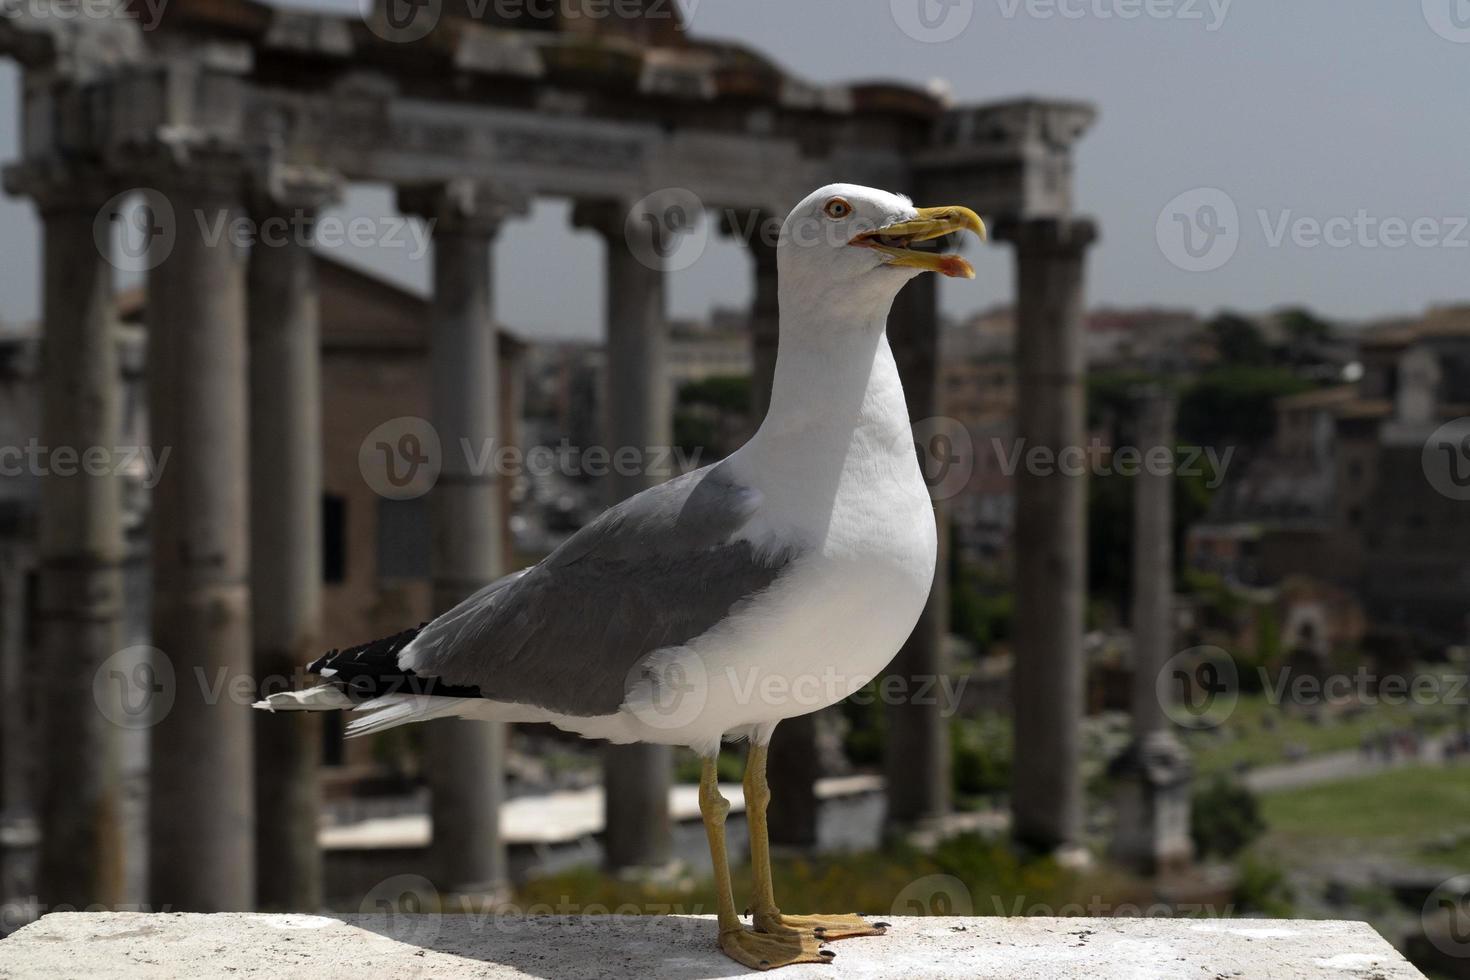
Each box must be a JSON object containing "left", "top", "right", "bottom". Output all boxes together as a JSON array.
[
  {"left": 1109, "top": 731, "right": 1194, "bottom": 875},
  {"left": 2, "top": 912, "right": 1424, "bottom": 979}
]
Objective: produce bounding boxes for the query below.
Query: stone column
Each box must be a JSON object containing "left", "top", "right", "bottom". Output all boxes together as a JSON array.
[
  {"left": 998, "top": 217, "right": 1096, "bottom": 853},
  {"left": 1110, "top": 387, "right": 1193, "bottom": 874},
  {"left": 5, "top": 167, "right": 126, "bottom": 908},
  {"left": 885, "top": 269, "right": 952, "bottom": 832},
  {"left": 572, "top": 199, "right": 673, "bottom": 872},
  {"left": 399, "top": 180, "right": 525, "bottom": 895},
  {"left": 248, "top": 177, "right": 337, "bottom": 911},
  {"left": 146, "top": 161, "right": 256, "bottom": 910}
]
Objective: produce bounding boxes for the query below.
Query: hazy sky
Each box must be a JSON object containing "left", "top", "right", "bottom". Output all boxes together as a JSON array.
[{"left": 2, "top": 0, "right": 1467, "bottom": 339}]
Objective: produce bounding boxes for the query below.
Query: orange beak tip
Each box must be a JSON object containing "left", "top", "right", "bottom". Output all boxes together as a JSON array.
[{"left": 940, "top": 256, "right": 976, "bottom": 279}]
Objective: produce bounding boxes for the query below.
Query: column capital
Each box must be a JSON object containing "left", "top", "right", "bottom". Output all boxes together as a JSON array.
[
  {"left": 2, "top": 160, "right": 117, "bottom": 214},
  {"left": 992, "top": 215, "right": 1099, "bottom": 255},
  {"left": 126, "top": 142, "right": 251, "bottom": 205},
  {"left": 572, "top": 190, "right": 704, "bottom": 249},
  {"left": 398, "top": 179, "right": 528, "bottom": 236},
  {"left": 249, "top": 165, "right": 342, "bottom": 219},
  {"left": 569, "top": 198, "right": 627, "bottom": 240}
]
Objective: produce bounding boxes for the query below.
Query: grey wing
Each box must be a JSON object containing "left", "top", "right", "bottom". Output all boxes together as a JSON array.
[{"left": 399, "top": 460, "right": 802, "bottom": 717}]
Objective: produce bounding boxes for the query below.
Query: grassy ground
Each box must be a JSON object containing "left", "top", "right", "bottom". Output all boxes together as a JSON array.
[
  {"left": 512, "top": 834, "right": 1147, "bottom": 920},
  {"left": 1255, "top": 763, "right": 1470, "bottom": 869},
  {"left": 1182, "top": 691, "right": 1451, "bottom": 778}
]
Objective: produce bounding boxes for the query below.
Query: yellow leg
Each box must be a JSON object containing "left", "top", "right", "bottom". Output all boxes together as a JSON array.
[
  {"left": 699, "top": 755, "right": 830, "bottom": 969},
  {"left": 745, "top": 743, "right": 890, "bottom": 942}
]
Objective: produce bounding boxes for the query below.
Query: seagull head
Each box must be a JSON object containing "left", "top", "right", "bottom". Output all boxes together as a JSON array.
[{"left": 777, "top": 183, "right": 986, "bottom": 301}]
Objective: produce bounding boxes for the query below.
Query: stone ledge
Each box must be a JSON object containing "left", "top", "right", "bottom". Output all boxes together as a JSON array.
[{"left": 0, "top": 912, "right": 1424, "bottom": 979}]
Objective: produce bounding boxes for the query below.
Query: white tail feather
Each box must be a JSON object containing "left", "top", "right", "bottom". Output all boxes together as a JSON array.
[
  {"left": 344, "top": 695, "right": 475, "bottom": 737},
  {"left": 253, "top": 685, "right": 355, "bottom": 712}
]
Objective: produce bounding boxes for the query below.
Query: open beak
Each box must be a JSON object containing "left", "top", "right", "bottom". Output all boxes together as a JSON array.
[{"left": 849, "top": 205, "right": 987, "bottom": 279}]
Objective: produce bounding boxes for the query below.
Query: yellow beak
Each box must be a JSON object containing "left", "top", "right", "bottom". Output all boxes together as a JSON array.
[{"left": 850, "top": 205, "right": 987, "bottom": 279}]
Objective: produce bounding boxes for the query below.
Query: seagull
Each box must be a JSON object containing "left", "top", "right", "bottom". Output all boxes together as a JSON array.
[{"left": 257, "top": 183, "right": 984, "bottom": 970}]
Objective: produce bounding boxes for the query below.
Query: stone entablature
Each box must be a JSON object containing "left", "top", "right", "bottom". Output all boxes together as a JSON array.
[{"left": 7, "top": 0, "right": 1093, "bottom": 222}]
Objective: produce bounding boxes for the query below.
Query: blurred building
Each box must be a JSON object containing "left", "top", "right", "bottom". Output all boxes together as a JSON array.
[
  {"left": 1188, "top": 305, "right": 1470, "bottom": 645},
  {"left": 941, "top": 306, "right": 1211, "bottom": 569}
]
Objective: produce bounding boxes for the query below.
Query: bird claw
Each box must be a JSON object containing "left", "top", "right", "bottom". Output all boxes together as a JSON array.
[
  {"left": 718, "top": 925, "right": 833, "bottom": 970},
  {"left": 754, "top": 911, "right": 889, "bottom": 941}
]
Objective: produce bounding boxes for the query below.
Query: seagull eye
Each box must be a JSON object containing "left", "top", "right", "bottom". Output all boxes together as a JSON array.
[{"left": 823, "top": 198, "right": 852, "bottom": 220}]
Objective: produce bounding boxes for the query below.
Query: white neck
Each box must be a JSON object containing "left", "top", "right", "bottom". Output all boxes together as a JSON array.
[{"left": 740, "top": 280, "right": 913, "bottom": 488}]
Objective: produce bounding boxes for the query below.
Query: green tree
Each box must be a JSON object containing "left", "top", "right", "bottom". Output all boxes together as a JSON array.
[{"left": 1209, "top": 312, "right": 1272, "bottom": 366}]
